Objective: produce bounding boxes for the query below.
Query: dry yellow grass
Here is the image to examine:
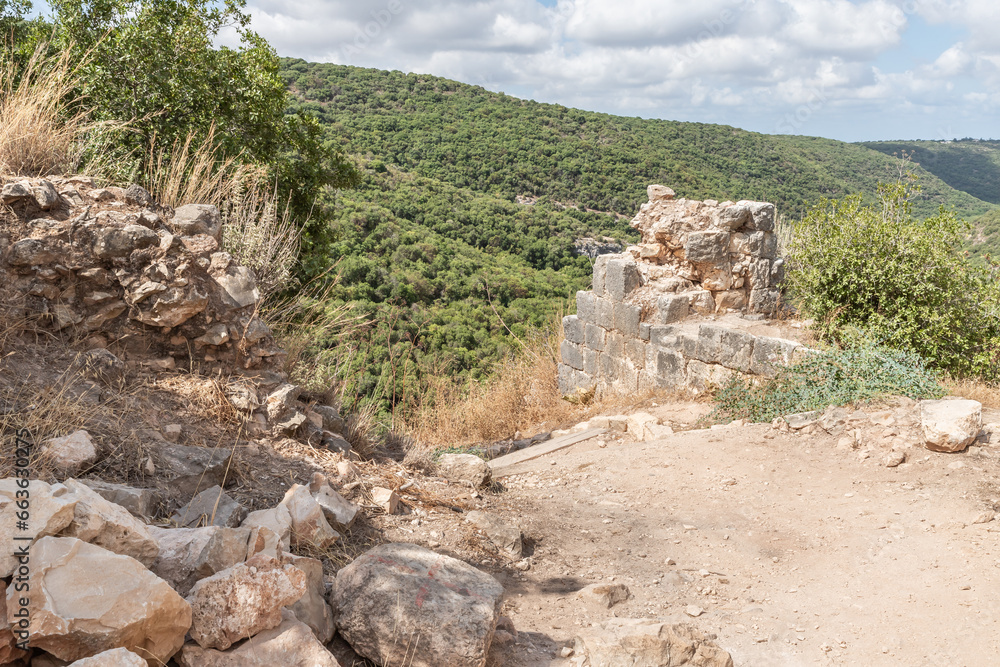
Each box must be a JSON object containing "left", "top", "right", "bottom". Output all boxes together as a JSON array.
[{"left": 946, "top": 378, "right": 1000, "bottom": 409}]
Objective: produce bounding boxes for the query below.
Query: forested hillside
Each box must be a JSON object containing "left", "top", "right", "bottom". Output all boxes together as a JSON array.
[{"left": 281, "top": 59, "right": 992, "bottom": 222}]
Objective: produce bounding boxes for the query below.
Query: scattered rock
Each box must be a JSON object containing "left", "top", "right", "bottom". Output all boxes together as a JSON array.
[
  {"left": 333, "top": 543, "right": 504, "bottom": 667},
  {"left": 176, "top": 609, "right": 341, "bottom": 666},
  {"left": 312, "top": 405, "right": 345, "bottom": 434},
  {"left": 149, "top": 526, "right": 251, "bottom": 596},
  {"left": 31, "top": 181, "right": 62, "bottom": 210},
  {"left": 313, "top": 481, "right": 359, "bottom": 531},
  {"left": 156, "top": 444, "right": 233, "bottom": 498},
  {"left": 284, "top": 553, "right": 336, "bottom": 643},
  {"left": 370, "top": 487, "right": 400, "bottom": 515},
  {"left": 58, "top": 479, "right": 159, "bottom": 566},
  {"left": 67, "top": 647, "right": 147, "bottom": 666},
  {"left": 784, "top": 411, "right": 821, "bottom": 430},
  {"left": 572, "top": 619, "right": 734, "bottom": 667},
  {"left": 884, "top": 451, "right": 906, "bottom": 468},
  {"left": 186, "top": 554, "right": 307, "bottom": 651},
  {"left": 576, "top": 583, "right": 630, "bottom": 609},
  {"left": 264, "top": 383, "right": 301, "bottom": 422},
  {"left": 971, "top": 511, "right": 995, "bottom": 525},
  {"left": 41, "top": 430, "right": 98, "bottom": 475},
  {"left": 74, "top": 349, "right": 126, "bottom": 385},
  {"left": 466, "top": 510, "right": 523, "bottom": 559},
  {"left": 279, "top": 484, "right": 340, "bottom": 548},
  {"left": 0, "top": 479, "right": 78, "bottom": 577},
  {"left": 171, "top": 485, "right": 247, "bottom": 528},
  {"left": 78, "top": 479, "right": 160, "bottom": 518},
  {"left": 685, "top": 605, "right": 704, "bottom": 617},
  {"left": 436, "top": 453, "right": 491, "bottom": 488},
  {"left": 920, "top": 399, "right": 982, "bottom": 453},
  {"left": 16, "top": 536, "right": 191, "bottom": 664},
  {"left": 1, "top": 181, "right": 32, "bottom": 204},
  {"left": 241, "top": 505, "right": 292, "bottom": 554}
]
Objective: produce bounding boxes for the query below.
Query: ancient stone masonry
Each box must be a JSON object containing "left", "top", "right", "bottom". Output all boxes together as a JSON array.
[
  {"left": 559, "top": 185, "right": 801, "bottom": 396},
  {"left": 0, "top": 176, "right": 280, "bottom": 370}
]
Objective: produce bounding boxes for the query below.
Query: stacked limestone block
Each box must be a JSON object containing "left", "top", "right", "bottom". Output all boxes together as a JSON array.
[{"left": 558, "top": 185, "right": 799, "bottom": 396}]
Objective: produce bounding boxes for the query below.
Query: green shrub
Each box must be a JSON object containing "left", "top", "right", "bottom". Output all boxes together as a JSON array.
[
  {"left": 712, "top": 345, "right": 945, "bottom": 423},
  {"left": 786, "top": 178, "right": 1000, "bottom": 379}
]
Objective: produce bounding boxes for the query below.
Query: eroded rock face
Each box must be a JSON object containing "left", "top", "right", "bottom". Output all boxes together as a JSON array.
[
  {"left": 571, "top": 619, "right": 734, "bottom": 667},
  {"left": 333, "top": 543, "right": 504, "bottom": 667},
  {"left": 176, "top": 609, "right": 341, "bottom": 667},
  {"left": 0, "top": 591, "right": 28, "bottom": 664},
  {"left": 920, "top": 399, "right": 982, "bottom": 453},
  {"left": 278, "top": 485, "right": 339, "bottom": 549},
  {"left": 186, "top": 554, "right": 307, "bottom": 651},
  {"left": 9, "top": 536, "right": 191, "bottom": 665},
  {"left": 284, "top": 553, "right": 335, "bottom": 644}
]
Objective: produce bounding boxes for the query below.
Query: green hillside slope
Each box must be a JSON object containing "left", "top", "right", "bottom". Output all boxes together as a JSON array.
[{"left": 281, "top": 59, "right": 993, "bottom": 222}]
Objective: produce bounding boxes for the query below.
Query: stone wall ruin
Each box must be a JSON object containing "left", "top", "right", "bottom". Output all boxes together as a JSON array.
[{"left": 559, "top": 185, "right": 804, "bottom": 396}]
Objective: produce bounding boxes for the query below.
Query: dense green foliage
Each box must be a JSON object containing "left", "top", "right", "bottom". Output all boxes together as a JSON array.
[
  {"left": 712, "top": 346, "right": 945, "bottom": 424},
  {"left": 786, "top": 180, "right": 1000, "bottom": 380},
  {"left": 280, "top": 59, "right": 993, "bottom": 222},
  {"left": 863, "top": 139, "right": 1000, "bottom": 205}
]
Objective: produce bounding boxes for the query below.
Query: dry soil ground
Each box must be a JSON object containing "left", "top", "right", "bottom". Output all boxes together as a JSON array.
[{"left": 468, "top": 401, "right": 1000, "bottom": 666}]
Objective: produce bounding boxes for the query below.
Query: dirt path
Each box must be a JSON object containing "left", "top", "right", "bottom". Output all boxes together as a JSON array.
[{"left": 485, "top": 405, "right": 1000, "bottom": 666}]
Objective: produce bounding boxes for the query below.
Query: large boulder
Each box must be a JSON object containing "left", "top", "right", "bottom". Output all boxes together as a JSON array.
[
  {"left": 8, "top": 536, "right": 191, "bottom": 665},
  {"left": 0, "top": 480, "right": 77, "bottom": 577},
  {"left": 148, "top": 526, "right": 251, "bottom": 596},
  {"left": 58, "top": 479, "right": 159, "bottom": 567},
  {"left": 186, "top": 554, "right": 306, "bottom": 651},
  {"left": 571, "top": 619, "right": 734, "bottom": 667},
  {"left": 68, "top": 648, "right": 147, "bottom": 666},
  {"left": 920, "top": 399, "right": 982, "bottom": 452},
  {"left": 436, "top": 453, "right": 491, "bottom": 488},
  {"left": 176, "top": 609, "right": 340, "bottom": 667},
  {"left": 333, "top": 543, "right": 504, "bottom": 667}
]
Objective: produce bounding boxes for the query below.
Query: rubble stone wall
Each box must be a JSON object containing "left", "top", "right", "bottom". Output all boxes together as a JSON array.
[
  {"left": 0, "top": 176, "right": 280, "bottom": 371},
  {"left": 558, "top": 185, "right": 801, "bottom": 396}
]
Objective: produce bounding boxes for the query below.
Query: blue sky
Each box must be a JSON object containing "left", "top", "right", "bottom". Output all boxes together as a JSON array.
[{"left": 231, "top": 0, "right": 1000, "bottom": 142}]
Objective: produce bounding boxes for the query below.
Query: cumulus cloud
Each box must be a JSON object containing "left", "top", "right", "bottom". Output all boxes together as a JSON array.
[{"left": 237, "top": 0, "right": 994, "bottom": 140}]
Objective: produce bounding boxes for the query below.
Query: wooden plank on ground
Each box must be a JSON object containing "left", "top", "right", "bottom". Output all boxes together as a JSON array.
[{"left": 489, "top": 428, "right": 607, "bottom": 477}]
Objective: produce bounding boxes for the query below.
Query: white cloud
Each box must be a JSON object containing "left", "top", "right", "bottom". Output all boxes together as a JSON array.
[{"left": 236, "top": 0, "right": 996, "bottom": 140}]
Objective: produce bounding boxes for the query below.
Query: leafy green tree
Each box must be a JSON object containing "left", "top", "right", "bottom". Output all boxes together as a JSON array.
[{"left": 786, "top": 178, "right": 1000, "bottom": 379}]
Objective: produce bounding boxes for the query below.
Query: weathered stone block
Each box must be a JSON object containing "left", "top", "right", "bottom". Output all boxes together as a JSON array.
[
  {"left": 583, "top": 348, "right": 601, "bottom": 376},
  {"left": 684, "top": 231, "right": 730, "bottom": 263},
  {"left": 592, "top": 255, "right": 611, "bottom": 297},
  {"left": 560, "top": 340, "right": 585, "bottom": 371},
  {"left": 639, "top": 322, "right": 651, "bottom": 341},
  {"left": 612, "top": 302, "right": 641, "bottom": 337},
  {"left": 749, "top": 258, "right": 771, "bottom": 290},
  {"left": 744, "top": 201, "right": 776, "bottom": 231},
  {"left": 688, "top": 290, "right": 716, "bottom": 315},
  {"left": 605, "top": 258, "right": 642, "bottom": 302},
  {"left": 648, "top": 325, "right": 679, "bottom": 348},
  {"left": 686, "top": 360, "right": 736, "bottom": 393},
  {"left": 696, "top": 325, "right": 755, "bottom": 372},
  {"left": 657, "top": 294, "right": 689, "bottom": 324},
  {"left": 647, "top": 184, "right": 675, "bottom": 201},
  {"left": 698, "top": 260, "right": 733, "bottom": 291},
  {"left": 771, "top": 258, "right": 786, "bottom": 286},
  {"left": 715, "top": 205, "right": 750, "bottom": 231},
  {"left": 585, "top": 323, "right": 606, "bottom": 351},
  {"left": 750, "top": 336, "right": 800, "bottom": 376},
  {"left": 558, "top": 364, "right": 592, "bottom": 396},
  {"left": 650, "top": 348, "right": 686, "bottom": 389},
  {"left": 714, "top": 290, "right": 747, "bottom": 312},
  {"left": 596, "top": 297, "right": 615, "bottom": 330},
  {"left": 563, "top": 315, "right": 585, "bottom": 345},
  {"left": 677, "top": 333, "right": 700, "bottom": 359},
  {"left": 605, "top": 332, "right": 625, "bottom": 359},
  {"left": 576, "top": 290, "right": 597, "bottom": 323},
  {"left": 625, "top": 339, "right": 645, "bottom": 369},
  {"left": 599, "top": 354, "right": 621, "bottom": 380},
  {"left": 747, "top": 231, "right": 779, "bottom": 260},
  {"left": 618, "top": 362, "right": 639, "bottom": 393},
  {"left": 749, "top": 288, "right": 780, "bottom": 315}
]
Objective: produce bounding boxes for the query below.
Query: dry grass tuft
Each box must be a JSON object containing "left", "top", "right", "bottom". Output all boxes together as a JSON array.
[
  {"left": 148, "top": 373, "right": 247, "bottom": 426},
  {"left": 343, "top": 402, "right": 379, "bottom": 459},
  {"left": 947, "top": 378, "right": 1000, "bottom": 409}
]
